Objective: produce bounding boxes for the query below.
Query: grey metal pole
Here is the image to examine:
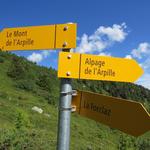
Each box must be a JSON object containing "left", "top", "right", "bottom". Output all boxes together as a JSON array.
[{"left": 57, "top": 50, "right": 72, "bottom": 150}]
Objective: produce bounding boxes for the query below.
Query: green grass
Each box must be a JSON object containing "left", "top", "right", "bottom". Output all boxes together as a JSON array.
[{"left": 0, "top": 51, "right": 150, "bottom": 150}]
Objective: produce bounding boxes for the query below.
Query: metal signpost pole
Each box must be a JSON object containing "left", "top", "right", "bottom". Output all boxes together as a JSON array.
[{"left": 57, "top": 49, "right": 72, "bottom": 150}]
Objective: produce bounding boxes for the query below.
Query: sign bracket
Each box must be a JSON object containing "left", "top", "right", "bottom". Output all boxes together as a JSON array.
[{"left": 60, "top": 90, "right": 77, "bottom": 96}]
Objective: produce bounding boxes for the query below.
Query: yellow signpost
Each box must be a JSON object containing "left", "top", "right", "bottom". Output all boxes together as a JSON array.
[
  {"left": 72, "top": 90, "right": 150, "bottom": 137},
  {"left": 1, "top": 22, "right": 149, "bottom": 148},
  {"left": 0, "top": 33, "right": 2, "bottom": 50},
  {"left": 58, "top": 52, "right": 144, "bottom": 82},
  {"left": 0, "top": 23, "right": 76, "bottom": 51}
]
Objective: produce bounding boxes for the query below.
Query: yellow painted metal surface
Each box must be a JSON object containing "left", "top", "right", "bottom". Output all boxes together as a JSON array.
[
  {"left": 80, "top": 54, "right": 144, "bottom": 82},
  {"left": 72, "top": 90, "right": 150, "bottom": 137},
  {"left": 0, "top": 23, "right": 77, "bottom": 51},
  {"left": 72, "top": 91, "right": 82, "bottom": 112},
  {"left": 0, "top": 32, "right": 2, "bottom": 50},
  {"left": 58, "top": 52, "right": 144, "bottom": 83},
  {"left": 55, "top": 23, "right": 77, "bottom": 49},
  {"left": 1, "top": 25, "right": 55, "bottom": 51},
  {"left": 58, "top": 52, "right": 80, "bottom": 79}
]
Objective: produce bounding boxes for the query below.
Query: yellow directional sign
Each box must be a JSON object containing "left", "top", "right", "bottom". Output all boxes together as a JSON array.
[
  {"left": 72, "top": 90, "right": 150, "bottom": 137},
  {"left": 0, "top": 23, "right": 76, "bottom": 51},
  {"left": 58, "top": 52, "right": 80, "bottom": 78},
  {"left": 58, "top": 52, "right": 144, "bottom": 82},
  {"left": 0, "top": 33, "right": 2, "bottom": 50}
]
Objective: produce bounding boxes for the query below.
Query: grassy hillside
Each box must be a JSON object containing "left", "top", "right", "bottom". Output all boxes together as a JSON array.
[{"left": 0, "top": 51, "right": 150, "bottom": 150}]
